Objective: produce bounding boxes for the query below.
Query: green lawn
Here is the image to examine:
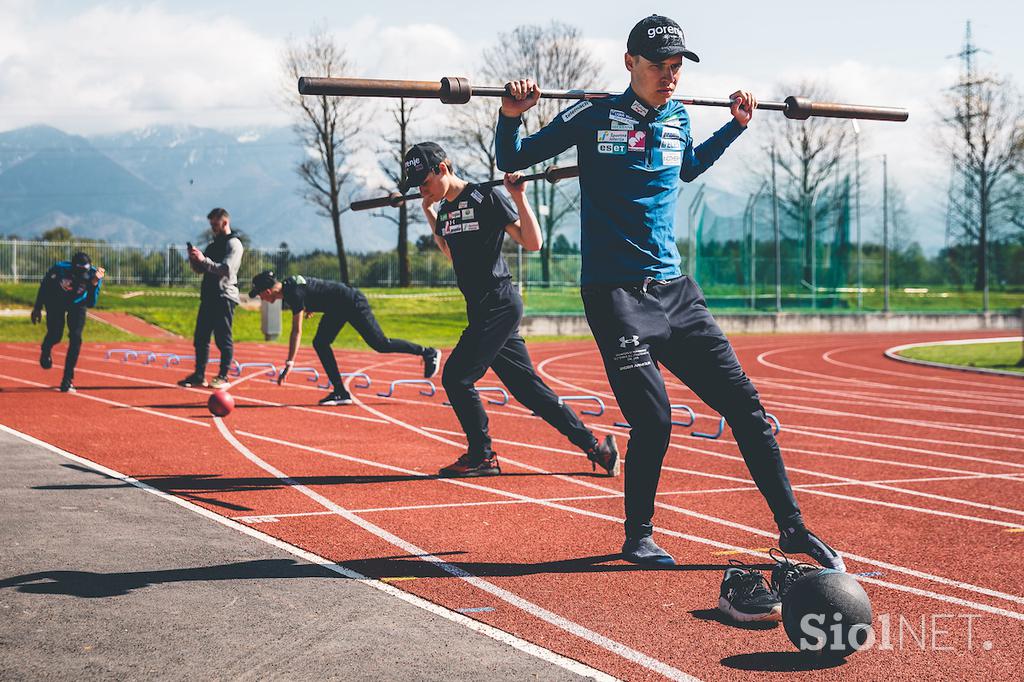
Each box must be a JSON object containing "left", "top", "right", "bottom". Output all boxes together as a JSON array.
[
  {"left": 0, "top": 315, "right": 142, "bottom": 343},
  {"left": 0, "top": 283, "right": 471, "bottom": 349},
  {"left": 899, "top": 341, "right": 1024, "bottom": 374}
]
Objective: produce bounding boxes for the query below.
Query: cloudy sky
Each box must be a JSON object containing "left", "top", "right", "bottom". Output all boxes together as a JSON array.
[{"left": 2, "top": 0, "right": 1022, "bottom": 248}]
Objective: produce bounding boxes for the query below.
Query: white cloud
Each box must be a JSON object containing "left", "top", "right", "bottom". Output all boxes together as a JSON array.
[{"left": 0, "top": 4, "right": 284, "bottom": 133}]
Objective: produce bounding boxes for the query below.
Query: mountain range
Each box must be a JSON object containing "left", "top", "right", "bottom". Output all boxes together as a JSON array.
[
  {"left": 0, "top": 123, "right": 848, "bottom": 254},
  {"left": 0, "top": 124, "right": 413, "bottom": 252}
]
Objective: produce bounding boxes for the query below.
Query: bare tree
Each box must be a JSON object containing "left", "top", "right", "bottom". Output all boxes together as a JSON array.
[
  {"left": 282, "top": 27, "right": 362, "bottom": 283},
  {"left": 443, "top": 98, "right": 500, "bottom": 182},
  {"left": 761, "top": 80, "right": 856, "bottom": 287},
  {"left": 939, "top": 25, "right": 1024, "bottom": 301},
  {"left": 479, "top": 22, "right": 601, "bottom": 285},
  {"left": 376, "top": 98, "right": 421, "bottom": 287}
]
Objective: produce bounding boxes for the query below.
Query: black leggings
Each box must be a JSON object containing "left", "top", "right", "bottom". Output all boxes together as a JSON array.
[
  {"left": 582, "top": 275, "right": 802, "bottom": 536},
  {"left": 442, "top": 279, "right": 597, "bottom": 456},
  {"left": 42, "top": 304, "right": 87, "bottom": 382},
  {"left": 313, "top": 290, "right": 424, "bottom": 390}
]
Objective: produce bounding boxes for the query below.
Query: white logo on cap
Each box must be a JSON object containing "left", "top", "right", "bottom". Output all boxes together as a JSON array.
[{"left": 648, "top": 25, "right": 681, "bottom": 39}]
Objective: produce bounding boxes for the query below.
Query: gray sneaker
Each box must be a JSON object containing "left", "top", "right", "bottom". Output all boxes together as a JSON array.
[
  {"left": 210, "top": 375, "right": 230, "bottom": 389},
  {"left": 621, "top": 534, "right": 676, "bottom": 566}
]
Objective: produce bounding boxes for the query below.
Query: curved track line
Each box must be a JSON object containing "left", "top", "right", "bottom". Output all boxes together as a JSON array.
[
  {"left": 212, "top": 417, "right": 695, "bottom": 682},
  {"left": 0, "top": 424, "right": 615, "bottom": 682}
]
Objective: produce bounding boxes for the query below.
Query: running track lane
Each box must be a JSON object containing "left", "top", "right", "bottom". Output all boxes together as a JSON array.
[{"left": 1, "top": 331, "right": 1022, "bottom": 681}]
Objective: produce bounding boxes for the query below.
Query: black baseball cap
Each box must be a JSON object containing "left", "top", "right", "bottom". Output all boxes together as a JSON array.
[
  {"left": 627, "top": 15, "right": 699, "bottom": 64},
  {"left": 71, "top": 252, "right": 91, "bottom": 269},
  {"left": 399, "top": 142, "right": 448, "bottom": 192},
  {"left": 249, "top": 270, "right": 277, "bottom": 299}
]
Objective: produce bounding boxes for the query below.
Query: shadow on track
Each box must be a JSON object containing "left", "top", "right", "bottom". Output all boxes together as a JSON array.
[
  {"left": 721, "top": 651, "right": 846, "bottom": 672},
  {"left": 345, "top": 553, "right": 744, "bottom": 579},
  {"left": 0, "top": 559, "right": 337, "bottom": 598}
]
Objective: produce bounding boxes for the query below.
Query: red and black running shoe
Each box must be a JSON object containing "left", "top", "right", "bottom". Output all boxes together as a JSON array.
[{"left": 439, "top": 453, "right": 501, "bottom": 478}]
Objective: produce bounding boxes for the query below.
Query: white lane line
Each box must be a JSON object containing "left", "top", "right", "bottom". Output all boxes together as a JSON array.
[
  {"left": 213, "top": 419, "right": 696, "bottom": 682},
  {"left": 233, "top": 429, "right": 1024, "bottom": 622},
  {"left": 527, "top": 351, "right": 1024, "bottom": 607},
  {"left": 11, "top": 348, "right": 1024, "bottom": 615},
  {"left": 0, "top": 424, "right": 616, "bottom": 682},
  {"left": 834, "top": 340, "right": 1024, "bottom": 384},
  {"left": 0, "top": 352, "right": 387, "bottom": 425},
  {"left": 534, "top": 350, "right": 1024, "bottom": 448},
  {"left": 0, "top": 372, "right": 209, "bottom": 428}
]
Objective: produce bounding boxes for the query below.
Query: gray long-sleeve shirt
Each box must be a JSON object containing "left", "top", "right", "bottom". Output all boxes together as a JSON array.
[{"left": 191, "top": 233, "right": 243, "bottom": 303}]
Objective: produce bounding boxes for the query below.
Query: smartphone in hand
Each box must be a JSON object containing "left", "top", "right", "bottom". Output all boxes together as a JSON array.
[{"left": 186, "top": 241, "right": 194, "bottom": 251}]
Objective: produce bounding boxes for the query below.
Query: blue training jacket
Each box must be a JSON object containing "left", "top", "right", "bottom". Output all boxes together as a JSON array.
[
  {"left": 495, "top": 86, "right": 744, "bottom": 284},
  {"left": 35, "top": 261, "right": 103, "bottom": 308}
]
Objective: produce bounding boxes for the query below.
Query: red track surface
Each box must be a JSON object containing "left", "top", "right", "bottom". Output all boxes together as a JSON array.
[{"left": 2, "top": 330, "right": 1022, "bottom": 680}]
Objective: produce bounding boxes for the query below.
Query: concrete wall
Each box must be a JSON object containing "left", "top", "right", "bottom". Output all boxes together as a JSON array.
[{"left": 522, "top": 310, "right": 1024, "bottom": 337}]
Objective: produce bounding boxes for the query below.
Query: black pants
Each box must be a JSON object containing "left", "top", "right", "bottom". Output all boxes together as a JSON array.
[
  {"left": 443, "top": 279, "right": 597, "bottom": 457},
  {"left": 582, "top": 275, "right": 802, "bottom": 536},
  {"left": 194, "top": 297, "right": 236, "bottom": 377},
  {"left": 42, "top": 303, "right": 87, "bottom": 382},
  {"left": 313, "top": 289, "right": 424, "bottom": 391}
]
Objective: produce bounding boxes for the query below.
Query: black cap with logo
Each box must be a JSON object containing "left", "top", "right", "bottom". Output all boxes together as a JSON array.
[
  {"left": 627, "top": 15, "right": 699, "bottom": 64},
  {"left": 249, "top": 270, "right": 278, "bottom": 299},
  {"left": 399, "top": 142, "right": 448, "bottom": 192}
]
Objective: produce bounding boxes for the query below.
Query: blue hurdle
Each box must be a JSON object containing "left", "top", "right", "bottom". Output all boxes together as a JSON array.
[
  {"left": 288, "top": 367, "right": 320, "bottom": 383},
  {"left": 692, "top": 416, "right": 726, "bottom": 440},
  {"left": 377, "top": 379, "right": 436, "bottom": 398},
  {"left": 614, "top": 404, "right": 694, "bottom": 429},
  {"left": 319, "top": 372, "right": 372, "bottom": 390},
  {"left": 165, "top": 354, "right": 192, "bottom": 367},
  {"left": 558, "top": 395, "right": 604, "bottom": 416},
  {"left": 444, "top": 386, "right": 509, "bottom": 407},
  {"left": 233, "top": 362, "right": 277, "bottom": 380},
  {"left": 670, "top": 404, "right": 696, "bottom": 427},
  {"left": 766, "top": 412, "right": 781, "bottom": 435},
  {"left": 142, "top": 352, "right": 179, "bottom": 365},
  {"left": 105, "top": 348, "right": 142, "bottom": 362}
]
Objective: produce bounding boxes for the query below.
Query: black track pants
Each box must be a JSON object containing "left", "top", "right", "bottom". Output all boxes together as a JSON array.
[
  {"left": 313, "top": 290, "right": 424, "bottom": 390},
  {"left": 42, "top": 304, "right": 87, "bottom": 382},
  {"left": 582, "top": 275, "right": 802, "bottom": 537},
  {"left": 194, "top": 297, "right": 236, "bottom": 377},
  {"left": 443, "top": 279, "right": 597, "bottom": 456}
]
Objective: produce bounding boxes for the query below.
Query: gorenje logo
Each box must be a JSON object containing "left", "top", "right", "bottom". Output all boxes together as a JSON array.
[{"left": 648, "top": 25, "right": 681, "bottom": 39}]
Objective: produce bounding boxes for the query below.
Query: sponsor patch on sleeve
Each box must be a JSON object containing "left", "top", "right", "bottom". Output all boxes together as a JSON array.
[
  {"left": 630, "top": 100, "right": 649, "bottom": 117},
  {"left": 660, "top": 150, "right": 682, "bottom": 166},
  {"left": 609, "top": 109, "right": 639, "bottom": 126},
  {"left": 470, "top": 189, "right": 484, "bottom": 204},
  {"left": 561, "top": 100, "right": 593, "bottom": 122},
  {"left": 610, "top": 120, "right": 634, "bottom": 130},
  {"left": 597, "top": 142, "right": 627, "bottom": 155},
  {"left": 627, "top": 130, "right": 646, "bottom": 152},
  {"left": 597, "top": 130, "right": 627, "bottom": 142},
  {"left": 660, "top": 137, "right": 681, "bottom": 150}
]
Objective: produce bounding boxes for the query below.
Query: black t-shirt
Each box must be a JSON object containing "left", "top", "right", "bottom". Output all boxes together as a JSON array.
[
  {"left": 435, "top": 183, "right": 518, "bottom": 293},
  {"left": 281, "top": 275, "right": 354, "bottom": 314}
]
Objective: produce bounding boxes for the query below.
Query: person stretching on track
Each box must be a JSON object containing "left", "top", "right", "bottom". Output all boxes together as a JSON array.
[
  {"left": 249, "top": 271, "right": 441, "bottom": 406},
  {"left": 409, "top": 141, "right": 619, "bottom": 478},
  {"left": 495, "top": 14, "right": 845, "bottom": 571}
]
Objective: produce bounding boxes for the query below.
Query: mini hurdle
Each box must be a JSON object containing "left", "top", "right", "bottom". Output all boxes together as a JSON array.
[
  {"left": 377, "top": 379, "right": 436, "bottom": 398},
  {"left": 444, "top": 386, "right": 509, "bottom": 407}
]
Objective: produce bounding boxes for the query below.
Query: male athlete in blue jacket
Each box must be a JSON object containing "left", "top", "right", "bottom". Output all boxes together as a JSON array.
[
  {"left": 31, "top": 251, "right": 104, "bottom": 393},
  {"left": 496, "top": 14, "right": 844, "bottom": 571}
]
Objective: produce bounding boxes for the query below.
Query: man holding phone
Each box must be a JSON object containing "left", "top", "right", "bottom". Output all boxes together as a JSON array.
[{"left": 178, "top": 207, "right": 243, "bottom": 389}]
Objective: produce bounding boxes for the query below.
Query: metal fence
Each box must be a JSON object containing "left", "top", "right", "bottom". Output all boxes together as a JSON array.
[{"left": 0, "top": 240, "right": 588, "bottom": 289}]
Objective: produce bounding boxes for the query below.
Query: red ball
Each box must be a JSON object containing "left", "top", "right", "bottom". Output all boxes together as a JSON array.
[{"left": 207, "top": 389, "right": 235, "bottom": 417}]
